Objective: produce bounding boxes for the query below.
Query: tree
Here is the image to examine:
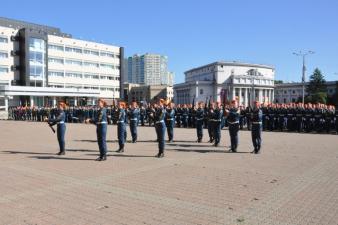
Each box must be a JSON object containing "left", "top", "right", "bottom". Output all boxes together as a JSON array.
[
  {"left": 274, "top": 80, "right": 283, "bottom": 84},
  {"left": 306, "top": 68, "right": 327, "bottom": 104}
]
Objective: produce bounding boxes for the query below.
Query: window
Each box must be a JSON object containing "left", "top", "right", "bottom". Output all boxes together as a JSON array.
[
  {"left": 100, "top": 51, "right": 114, "bottom": 58},
  {"left": 66, "top": 72, "right": 82, "bottom": 78},
  {"left": 200, "top": 89, "right": 203, "bottom": 95},
  {"left": 48, "top": 71, "right": 64, "bottom": 77},
  {"left": 100, "top": 63, "right": 114, "bottom": 69},
  {"left": 65, "top": 59, "right": 82, "bottom": 66},
  {"left": 0, "top": 66, "right": 9, "bottom": 74},
  {"left": 292, "top": 90, "right": 295, "bottom": 94},
  {"left": 84, "top": 49, "right": 99, "bottom": 56},
  {"left": 84, "top": 61, "right": 99, "bottom": 68},
  {"left": 0, "top": 52, "right": 8, "bottom": 58},
  {"left": 48, "top": 57, "right": 64, "bottom": 64},
  {"left": 65, "top": 47, "right": 82, "bottom": 53},
  {"left": 84, "top": 73, "right": 99, "bottom": 79},
  {"left": 0, "top": 37, "right": 8, "bottom": 43},
  {"left": 30, "top": 52, "right": 43, "bottom": 64},
  {"left": 48, "top": 44, "right": 64, "bottom": 51},
  {"left": 29, "top": 38, "right": 45, "bottom": 51}
]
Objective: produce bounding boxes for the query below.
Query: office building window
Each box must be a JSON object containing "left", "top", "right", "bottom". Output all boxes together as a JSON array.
[
  {"left": 49, "top": 57, "right": 64, "bottom": 64},
  {"left": 100, "top": 64, "right": 114, "bottom": 69},
  {"left": 0, "top": 37, "right": 8, "bottom": 43},
  {"left": 0, "top": 52, "right": 8, "bottom": 58},
  {"left": 48, "top": 71, "right": 64, "bottom": 77},
  {"left": 84, "top": 49, "right": 99, "bottom": 56},
  {"left": 65, "top": 59, "right": 82, "bottom": 66},
  {"left": 65, "top": 47, "right": 82, "bottom": 53},
  {"left": 0, "top": 66, "right": 9, "bottom": 73},
  {"left": 84, "top": 73, "right": 99, "bottom": 79},
  {"left": 100, "top": 51, "right": 114, "bottom": 58},
  {"left": 29, "top": 38, "right": 46, "bottom": 83},
  {"left": 84, "top": 61, "right": 99, "bottom": 68},
  {"left": 48, "top": 44, "right": 64, "bottom": 51},
  {"left": 200, "top": 89, "right": 203, "bottom": 95},
  {"left": 65, "top": 72, "right": 82, "bottom": 78}
]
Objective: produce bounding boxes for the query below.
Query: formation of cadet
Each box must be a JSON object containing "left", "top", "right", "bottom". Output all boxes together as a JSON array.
[{"left": 8, "top": 99, "right": 338, "bottom": 161}]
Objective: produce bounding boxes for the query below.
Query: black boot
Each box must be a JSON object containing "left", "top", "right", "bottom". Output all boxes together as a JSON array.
[
  {"left": 156, "top": 152, "right": 164, "bottom": 158},
  {"left": 116, "top": 145, "right": 124, "bottom": 153},
  {"left": 57, "top": 151, "right": 65, "bottom": 155}
]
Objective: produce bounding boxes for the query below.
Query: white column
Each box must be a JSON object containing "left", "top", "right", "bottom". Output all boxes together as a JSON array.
[
  {"left": 30, "top": 97, "right": 34, "bottom": 107},
  {"left": 52, "top": 97, "right": 57, "bottom": 107},
  {"left": 271, "top": 89, "right": 274, "bottom": 103},
  {"left": 232, "top": 87, "right": 236, "bottom": 100},
  {"left": 259, "top": 89, "right": 262, "bottom": 103},
  {"left": 4, "top": 96, "right": 8, "bottom": 112},
  {"left": 238, "top": 88, "right": 242, "bottom": 105},
  {"left": 244, "top": 88, "right": 248, "bottom": 107},
  {"left": 92, "top": 99, "right": 96, "bottom": 105}
]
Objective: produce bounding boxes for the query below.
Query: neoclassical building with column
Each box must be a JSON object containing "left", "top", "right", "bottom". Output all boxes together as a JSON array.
[{"left": 174, "top": 61, "right": 275, "bottom": 106}]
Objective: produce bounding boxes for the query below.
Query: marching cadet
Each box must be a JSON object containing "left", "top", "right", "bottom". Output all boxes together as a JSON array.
[
  {"left": 251, "top": 101, "right": 263, "bottom": 154},
  {"left": 207, "top": 102, "right": 215, "bottom": 143},
  {"left": 46, "top": 101, "right": 67, "bottom": 155},
  {"left": 212, "top": 102, "right": 223, "bottom": 147},
  {"left": 116, "top": 102, "right": 127, "bottom": 153},
  {"left": 195, "top": 101, "right": 204, "bottom": 142},
  {"left": 85, "top": 98, "right": 108, "bottom": 161},
  {"left": 128, "top": 101, "right": 140, "bottom": 143},
  {"left": 335, "top": 105, "right": 338, "bottom": 134},
  {"left": 175, "top": 104, "right": 182, "bottom": 127},
  {"left": 154, "top": 99, "right": 167, "bottom": 158},
  {"left": 181, "top": 104, "right": 189, "bottom": 128},
  {"left": 165, "top": 102, "right": 175, "bottom": 142},
  {"left": 140, "top": 105, "right": 146, "bottom": 126},
  {"left": 226, "top": 100, "right": 240, "bottom": 152}
]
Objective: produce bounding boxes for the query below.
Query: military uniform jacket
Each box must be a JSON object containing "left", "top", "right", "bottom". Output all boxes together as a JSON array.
[
  {"left": 48, "top": 109, "right": 66, "bottom": 126},
  {"left": 154, "top": 107, "right": 166, "bottom": 125},
  {"left": 252, "top": 108, "right": 263, "bottom": 124},
  {"left": 196, "top": 108, "right": 204, "bottom": 121},
  {"left": 92, "top": 107, "right": 107, "bottom": 125},
  {"left": 165, "top": 108, "right": 175, "bottom": 122},
  {"left": 128, "top": 108, "right": 140, "bottom": 123},
  {"left": 227, "top": 108, "right": 240, "bottom": 124},
  {"left": 118, "top": 109, "right": 126, "bottom": 123}
]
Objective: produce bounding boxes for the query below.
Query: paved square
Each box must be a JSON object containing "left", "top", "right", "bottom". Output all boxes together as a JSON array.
[{"left": 1, "top": 120, "right": 338, "bottom": 225}]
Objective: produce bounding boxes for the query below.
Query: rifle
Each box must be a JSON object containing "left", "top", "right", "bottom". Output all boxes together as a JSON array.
[
  {"left": 192, "top": 96, "right": 195, "bottom": 109},
  {"left": 48, "top": 123, "right": 56, "bottom": 133},
  {"left": 208, "top": 95, "right": 212, "bottom": 109}
]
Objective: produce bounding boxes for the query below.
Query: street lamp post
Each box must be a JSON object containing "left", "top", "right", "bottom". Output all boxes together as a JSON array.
[{"left": 293, "top": 50, "right": 315, "bottom": 104}]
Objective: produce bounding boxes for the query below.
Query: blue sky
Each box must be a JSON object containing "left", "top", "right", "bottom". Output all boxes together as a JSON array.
[{"left": 2, "top": 0, "right": 338, "bottom": 83}]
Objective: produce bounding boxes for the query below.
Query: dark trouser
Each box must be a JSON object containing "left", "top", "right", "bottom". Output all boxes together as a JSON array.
[
  {"left": 155, "top": 122, "right": 166, "bottom": 154},
  {"left": 296, "top": 117, "right": 302, "bottom": 132},
  {"left": 57, "top": 124, "right": 66, "bottom": 152},
  {"left": 207, "top": 121, "right": 214, "bottom": 141},
  {"left": 96, "top": 124, "right": 107, "bottom": 157},
  {"left": 214, "top": 121, "right": 221, "bottom": 144},
  {"left": 251, "top": 123, "right": 262, "bottom": 152},
  {"left": 140, "top": 116, "right": 145, "bottom": 126},
  {"left": 129, "top": 120, "right": 138, "bottom": 141},
  {"left": 166, "top": 120, "right": 174, "bottom": 141},
  {"left": 246, "top": 117, "right": 251, "bottom": 130},
  {"left": 176, "top": 116, "right": 181, "bottom": 127},
  {"left": 229, "top": 123, "right": 239, "bottom": 150},
  {"left": 196, "top": 120, "right": 204, "bottom": 140},
  {"left": 118, "top": 122, "right": 126, "bottom": 148},
  {"left": 182, "top": 115, "right": 188, "bottom": 128}
]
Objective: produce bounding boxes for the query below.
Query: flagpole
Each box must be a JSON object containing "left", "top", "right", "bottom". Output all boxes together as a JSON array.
[{"left": 293, "top": 50, "right": 315, "bottom": 104}]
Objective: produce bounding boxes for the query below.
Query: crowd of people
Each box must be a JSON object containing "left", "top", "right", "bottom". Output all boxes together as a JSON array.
[
  {"left": 7, "top": 100, "right": 338, "bottom": 162},
  {"left": 8, "top": 102, "right": 338, "bottom": 134}
]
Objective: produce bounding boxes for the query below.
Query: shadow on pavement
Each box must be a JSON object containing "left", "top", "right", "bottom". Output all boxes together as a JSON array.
[
  {"left": 2, "top": 150, "right": 56, "bottom": 155},
  {"left": 166, "top": 148, "right": 251, "bottom": 154},
  {"left": 28, "top": 156, "right": 94, "bottom": 161}
]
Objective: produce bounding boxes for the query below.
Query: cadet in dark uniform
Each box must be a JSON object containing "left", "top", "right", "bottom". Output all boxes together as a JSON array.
[
  {"left": 128, "top": 101, "right": 140, "bottom": 143},
  {"left": 85, "top": 99, "right": 108, "bottom": 161},
  {"left": 46, "top": 102, "right": 67, "bottom": 155},
  {"left": 251, "top": 101, "right": 263, "bottom": 154},
  {"left": 181, "top": 104, "right": 189, "bottom": 128},
  {"left": 154, "top": 99, "right": 167, "bottom": 158},
  {"left": 212, "top": 102, "right": 223, "bottom": 147},
  {"left": 140, "top": 105, "right": 146, "bottom": 126},
  {"left": 207, "top": 103, "right": 215, "bottom": 143},
  {"left": 226, "top": 100, "right": 240, "bottom": 152},
  {"left": 165, "top": 102, "right": 175, "bottom": 142},
  {"left": 116, "top": 102, "right": 127, "bottom": 153},
  {"left": 195, "top": 101, "right": 204, "bottom": 142}
]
